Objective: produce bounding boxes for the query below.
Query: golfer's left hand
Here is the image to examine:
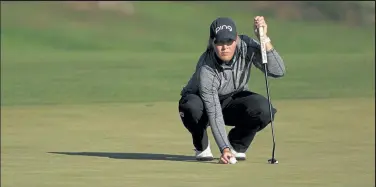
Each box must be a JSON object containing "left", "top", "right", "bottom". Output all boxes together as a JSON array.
[
  {"left": 254, "top": 16, "right": 268, "bottom": 39},
  {"left": 219, "top": 148, "right": 234, "bottom": 164}
]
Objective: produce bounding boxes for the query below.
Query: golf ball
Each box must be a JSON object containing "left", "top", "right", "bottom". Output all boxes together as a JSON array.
[{"left": 229, "top": 157, "right": 237, "bottom": 164}]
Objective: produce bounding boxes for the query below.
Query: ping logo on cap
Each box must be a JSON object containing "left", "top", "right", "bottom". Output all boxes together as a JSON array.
[{"left": 215, "top": 25, "right": 233, "bottom": 33}]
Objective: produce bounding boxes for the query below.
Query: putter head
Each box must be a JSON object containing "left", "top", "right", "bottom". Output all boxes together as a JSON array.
[{"left": 268, "top": 158, "right": 278, "bottom": 164}]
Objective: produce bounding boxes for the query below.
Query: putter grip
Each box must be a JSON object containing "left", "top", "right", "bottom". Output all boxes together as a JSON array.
[
  {"left": 259, "top": 27, "right": 264, "bottom": 37},
  {"left": 258, "top": 27, "right": 268, "bottom": 64}
]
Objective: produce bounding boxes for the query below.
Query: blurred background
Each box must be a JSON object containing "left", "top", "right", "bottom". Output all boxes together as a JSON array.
[
  {"left": 1, "top": 1, "right": 375, "bottom": 106},
  {"left": 1, "top": 2, "right": 375, "bottom": 187}
]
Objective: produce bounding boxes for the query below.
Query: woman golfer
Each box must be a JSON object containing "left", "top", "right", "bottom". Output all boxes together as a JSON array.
[{"left": 178, "top": 16, "right": 286, "bottom": 164}]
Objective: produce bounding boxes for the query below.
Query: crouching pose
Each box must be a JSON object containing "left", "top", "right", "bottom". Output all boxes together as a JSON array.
[{"left": 178, "top": 16, "right": 286, "bottom": 164}]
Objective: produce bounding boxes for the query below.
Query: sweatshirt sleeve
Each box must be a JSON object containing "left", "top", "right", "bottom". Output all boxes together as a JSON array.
[
  {"left": 198, "top": 65, "right": 231, "bottom": 152},
  {"left": 244, "top": 36, "right": 286, "bottom": 78}
]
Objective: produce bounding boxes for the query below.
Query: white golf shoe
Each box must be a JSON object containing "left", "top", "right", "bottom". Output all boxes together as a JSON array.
[
  {"left": 194, "top": 143, "right": 214, "bottom": 161},
  {"left": 231, "top": 149, "right": 246, "bottom": 161}
]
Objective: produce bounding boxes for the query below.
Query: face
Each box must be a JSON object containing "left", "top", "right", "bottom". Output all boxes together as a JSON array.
[{"left": 213, "top": 38, "right": 237, "bottom": 62}]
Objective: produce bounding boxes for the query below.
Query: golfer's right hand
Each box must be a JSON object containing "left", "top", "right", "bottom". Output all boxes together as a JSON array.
[{"left": 219, "top": 148, "right": 234, "bottom": 164}]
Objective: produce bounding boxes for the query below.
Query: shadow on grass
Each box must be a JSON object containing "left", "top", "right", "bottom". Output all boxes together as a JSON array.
[{"left": 48, "top": 152, "right": 218, "bottom": 164}]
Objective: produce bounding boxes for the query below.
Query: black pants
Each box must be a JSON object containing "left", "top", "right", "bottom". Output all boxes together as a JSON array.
[{"left": 178, "top": 91, "right": 277, "bottom": 153}]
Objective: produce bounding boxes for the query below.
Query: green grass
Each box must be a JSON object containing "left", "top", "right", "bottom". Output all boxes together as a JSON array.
[
  {"left": 1, "top": 99, "right": 375, "bottom": 187},
  {"left": 1, "top": 51, "right": 374, "bottom": 106},
  {"left": 1, "top": 2, "right": 375, "bottom": 54},
  {"left": 1, "top": 2, "right": 375, "bottom": 187},
  {"left": 1, "top": 2, "right": 374, "bottom": 106}
]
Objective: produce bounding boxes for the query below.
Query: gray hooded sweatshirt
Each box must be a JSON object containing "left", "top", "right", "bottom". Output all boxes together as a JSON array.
[{"left": 180, "top": 34, "right": 286, "bottom": 152}]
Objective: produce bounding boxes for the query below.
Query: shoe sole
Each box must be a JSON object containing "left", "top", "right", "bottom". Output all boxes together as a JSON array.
[{"left": 236, "top": 157, "right": 246, "bottom": 161}]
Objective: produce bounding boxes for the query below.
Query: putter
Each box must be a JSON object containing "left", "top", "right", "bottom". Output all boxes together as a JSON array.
[{"left": 259, "top": 26, "right": 278, "bottom": 164}]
